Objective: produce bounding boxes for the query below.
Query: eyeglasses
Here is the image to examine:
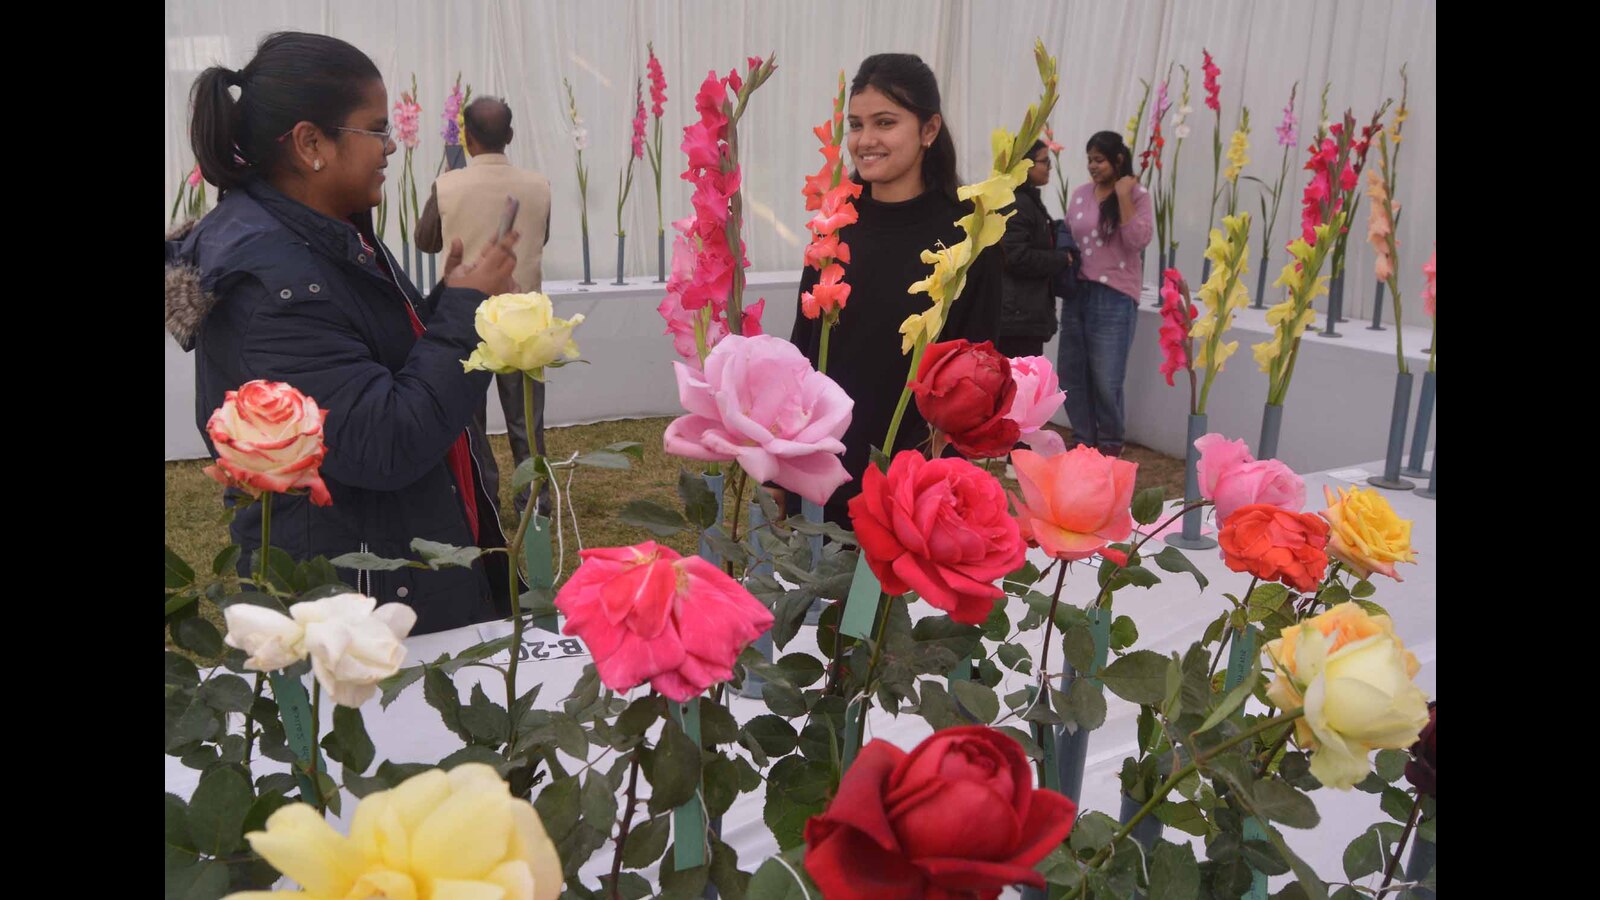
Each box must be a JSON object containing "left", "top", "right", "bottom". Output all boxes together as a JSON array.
[{"left": 337, "top": 125, "right": 395, "bottom": 143}]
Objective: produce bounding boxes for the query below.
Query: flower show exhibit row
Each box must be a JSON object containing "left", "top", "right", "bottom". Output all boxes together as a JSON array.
[
  {"left": 165, "top": 277, "right": 1434, "bottom": 475},
  {"left": 164, "top": 457, "right": 1436, "bottom": 891}
]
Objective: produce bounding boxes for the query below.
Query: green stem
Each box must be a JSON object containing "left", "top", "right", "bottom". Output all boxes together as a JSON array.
[
  {"left": 1035, "top": 562, "right": 1073, "bottom": 690},
  {"left": 1072, "top": 710, "right": 1306, "bottom": 897},
  {"left": 818, "top": 313, "right": 834, "bottom": 375},
  {"left": 1375, "top": 793, "right": 1424, "bottom": 899},
  {"left": 882, "top": 340, "right": 930, "bottom": 454},
  {"left": 258, "top": 493, "right": 273, "bottom": 587},
  {"left": 309, "top": 680, "right": 328, "bottom": 816},
  {"left": 242, "top": 673, "right": 264, "bottom": 767},
  {"left": 504, "top": 373, "right": 542, "bottom": 751}
]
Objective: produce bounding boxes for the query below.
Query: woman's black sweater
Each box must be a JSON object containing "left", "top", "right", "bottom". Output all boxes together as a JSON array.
[{"left": 789, "top": 184, "right": 1003, "bottom": 524}]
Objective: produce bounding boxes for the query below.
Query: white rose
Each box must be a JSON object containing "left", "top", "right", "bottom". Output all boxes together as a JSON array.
[
  {"left": 295, "top": 594, "right": 418, "bottom": 708},
  {"left": 223, "top": 603, "right": 306, "bottom": 671}
]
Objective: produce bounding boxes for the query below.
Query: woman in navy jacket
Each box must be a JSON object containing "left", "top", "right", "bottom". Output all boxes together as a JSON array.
[{"left": 165, "top": 32, "right": 521, "bottom": 634}]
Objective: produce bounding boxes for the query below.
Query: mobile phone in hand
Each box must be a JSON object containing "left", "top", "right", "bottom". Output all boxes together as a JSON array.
[{"left": 496, "top": 196, "right": 521, "bottom": 243}]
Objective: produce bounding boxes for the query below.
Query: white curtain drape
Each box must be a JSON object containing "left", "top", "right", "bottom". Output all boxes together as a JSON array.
[{"left": 165, "top": 0, "right": 1436, "bottom": 322}]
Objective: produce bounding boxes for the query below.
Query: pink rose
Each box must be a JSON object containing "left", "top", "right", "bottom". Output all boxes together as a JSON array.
[
  {"left": 1421, "top": 248, "right": 1436, "bottom": 319},
  {"left": 1009, "top": 447, "right": 1137, "bottom": 561},
  {"left": 663, "top": 334, "right": 852, "bottom": 505},
  {"left": 1194, "top": 433, "right": 1305, "bottom": 521},
  {"left": 1002, "top": 355, "right": 1066, "bottom": 440},
  {"left": 555, "top": 542, "right": 773, "bottom": 702},
  {"left": 204, "top": 380, "right": 332, "bottom": 506}
]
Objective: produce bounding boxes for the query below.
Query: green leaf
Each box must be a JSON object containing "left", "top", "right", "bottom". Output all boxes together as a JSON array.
[
  {"left": 777, "top": 653, "right": 826, "bottom": 688},
  {"left": 211, "top": 544, "right": 242, "bottom": 578},
  {"left": 572, "top": 449, "right": 635, "bottom": 469},
  {"left": 1251, "top": 779, "right": 1320, "bottom": 829},
  {"left": 1351, "top": 578, "right": 1377, "bottom": 598},
  {"left": 997, "top": 643, "right": 1032, "bottom": 674},
  {"left": 646, "top": 717, "right": 703, "bottom": 814},
  {"left": 164, "top": 859, "right": 230, "bottom": 900},
  {"left": 1154, "top": 801, "right": 1210, "bottom": 837},
  {"left": 327, "top": 705, "right": 376, "bottom": 773},
  {"left": 748, "top": 845, "right": 820, "bottom": 900},
  {"left": 377, "top": 666, "right": 426, "bottom": 710},
  {"left": 743, "top": 715, "right": 799, "bottom": 757},
  {"left": 623, "top": 814, "right": 672, "bottom": 868},
  {"left": 915, "top": 680, "right": 967, "bottom": 730},
  {"left": 1149, "top": 840, "right": 1201, "bottom": 900},
  {"left": 241, "top": 789, "right": 295, "bottom": 836},
  {"left": 1069, "top": 810, "right": 1119, "bottom": 855},
  {"left": 1381, "top": 786, "right": 1415, "bottom": 822},
  {"left": 763, "top": 757, "right": 832, "bottom": 849},
  {"left": 1342, "top": 826, "right": 1384, "bottom": 880},
  {"left": 1354, "top": 598, "right": 1390, "bottom": 619},
  {"left": 1149, "top": 545, "right": 1210, "bottom": 589},
  {"left": 679, "top": 469, "right": 721, "bottom": 529},
  {"left": 1099, "top": 650, "right": 1171, "bottom": 704},
  {"left": 620, "top": 499, "right": 690, "bottom": 537},
  {"left": 1241, "top": 839, "right": 1293, "bottom": 876},
  {"left": 698, "top": 698, "right": 741, "bottom": 746},
  {"left": 604, "top": 873, "right": 654, "bottom": 900},
  {"left": 1374, "top": 748, "right": 1409, "bottom": 783},
  {"left": 1064, "top": 678, "right": 1107, "bottom": 732},
  {"left": 198, "top": 674, "right": 255, "bottom": 714},
  {"left": 1247, "top": 583, "right": 1291, "bottom": 621},
  {"left": 173, "top": 618, "right": 225, "bottom": 658},
  {"left": 329, "top": 551, "right": 422, "bottom": 571},
  {"left": 710, "top": 839, "right": 751, "bottom": 900},
  {"left": 762, "top": 678, "right": 809, "bottom": 716},
  {"left": 534, "top": 775, "right": 582, "bottom": 839},
  {"left": 618, "top": 695, "right": 664, "bottom": 737},
  {"left": 460, "top": 683, "right": 511, "bottom": 746},
  {"left": 423, "top": 665, "right": 471, "bottom": 742},
  {"left": 951, "top": 681, "right": 1000, "bottom": 724},
  {"left": 1062, "top": 624, "right": 1097, "bottom": 674},
  {"left": 1196, "top": 661, "right": 1258, "bottom": 734},
  {"left": 186, "top": 765, "right": 252, "bottom": 856},
  {"left": 1109, "top": 615, "right": 1139, "bottom": 650},
  {"left": 581, "top": 771, "right": 619, "bottom": 832},
  {"left": 165, "top": 546, "right": 197, "bottom": 590},
  {"left": 510, "top": 457, "right": 544, "bottom": 497},
  {"left": 1114, "top": 564, "right": 1162, "bottom": 589},
  {"left": 411, "top": 538, "right": 484, "bottom": 569},
  {"left": 1132, "top": 486, "right": 1166, "bottom": 524},
  {"left": 994, "top": 725, "right": 1044, "bottom": 761},
  {"left": 911, "top": 615, "right": 983, "bottom": 662}
]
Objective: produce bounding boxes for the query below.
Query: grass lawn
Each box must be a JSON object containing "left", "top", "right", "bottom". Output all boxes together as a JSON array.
[{"left": 166, "top": 417, "right": 1185, "bottom": 654}]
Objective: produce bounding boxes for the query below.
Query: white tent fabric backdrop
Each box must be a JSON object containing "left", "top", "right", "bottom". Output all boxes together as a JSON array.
[{"left": 164, "top": 0, "right": 1436, "bottom": 324}]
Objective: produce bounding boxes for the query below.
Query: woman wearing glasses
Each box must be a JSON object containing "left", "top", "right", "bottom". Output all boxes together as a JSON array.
[
  {"left": 164, "top": 32, "right": 521, "bottom": 633},
  {"left": 997, "top": 139, "right": 1076, "bottom": 360}
]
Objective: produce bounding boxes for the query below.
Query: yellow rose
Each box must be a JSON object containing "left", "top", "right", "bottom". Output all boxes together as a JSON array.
[
  {"left": 462, "top": 292, "right": 585, "bottom": 379},
  {"left": 1263, "top": 603, "right": 1430, "bottom": 790},
  {"left": 227, "top": 764, "right": 563, "bottom": 900},
  {"left": 1320, "top": 485, "right": 1416, "bottom": 581}
]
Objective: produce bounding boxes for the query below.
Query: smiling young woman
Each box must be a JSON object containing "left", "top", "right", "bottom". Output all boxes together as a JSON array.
[
  {"left": 166, "top": 31, "right": 527, "bottom": 634},
  {"left": 785, "top": 53, "right": 1003, "bottom": 526}
]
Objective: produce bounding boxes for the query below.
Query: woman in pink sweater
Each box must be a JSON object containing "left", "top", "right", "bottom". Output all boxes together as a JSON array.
[{"left": 1057, "top": 130, "right": 1154, "bottom": 456}]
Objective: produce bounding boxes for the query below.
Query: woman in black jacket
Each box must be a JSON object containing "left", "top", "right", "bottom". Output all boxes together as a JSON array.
[
  {"left": 997, "top": 140, "right": 1076, "bottom": 359},
  {"left": 785, "top": 53, "right": 1002, "bottom": 525},
  {"left": 164, "top": 32, "right": 521, "bottom": 634}
]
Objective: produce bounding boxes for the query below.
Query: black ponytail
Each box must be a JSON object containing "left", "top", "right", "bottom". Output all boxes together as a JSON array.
[
  {"left": 1086, "top": 130, "right": 1135, "bottom": 236},
  {"left": 188, "top": 31, "right": 381, "bottom": 191},
  {"left": 849, "top": 53, "right": 959, "bottom": 203}
]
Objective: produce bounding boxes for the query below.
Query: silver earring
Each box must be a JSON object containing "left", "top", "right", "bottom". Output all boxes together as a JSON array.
[{"left": 313, "top": 159, "right": 323, "bottom": 172}]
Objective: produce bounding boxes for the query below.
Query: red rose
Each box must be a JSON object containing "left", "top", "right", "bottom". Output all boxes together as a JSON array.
[
  {"left": 804, "top": 727, "right": 1075, "bottom": 900},
  {"left": 1405, "top": 701, "right": 1436, "bottom": 798},
  {"left": 849, "top": 451, "right": 1025, "bottom": 625},
  {"left": 1217, "top": 504, "right": 1330, "bottom": 593},
  {"left": 909, "top": 340, "right": 1020, "bottom": 458}
]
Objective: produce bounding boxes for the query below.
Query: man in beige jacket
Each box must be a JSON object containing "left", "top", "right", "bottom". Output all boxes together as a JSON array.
[{"left": 418, "top": 96, "right": 552, "bottom": 513}]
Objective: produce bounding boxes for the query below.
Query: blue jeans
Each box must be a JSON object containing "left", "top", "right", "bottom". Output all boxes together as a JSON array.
[{"left": 1057, "top": 282, "right": 1138, "bottom": 452}]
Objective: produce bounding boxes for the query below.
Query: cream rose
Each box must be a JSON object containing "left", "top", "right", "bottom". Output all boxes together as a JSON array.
[
  {"left": 462, "top": 292, "right": 585, "bottom": 378},
  {"left": 204, "top": 380, "right": 332, "bottom": 506}
]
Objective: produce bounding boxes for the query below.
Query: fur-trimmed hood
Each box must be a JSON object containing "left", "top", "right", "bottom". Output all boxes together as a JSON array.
[{"left": 164, "top": 218, "right": 213, "bottom": 351}]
